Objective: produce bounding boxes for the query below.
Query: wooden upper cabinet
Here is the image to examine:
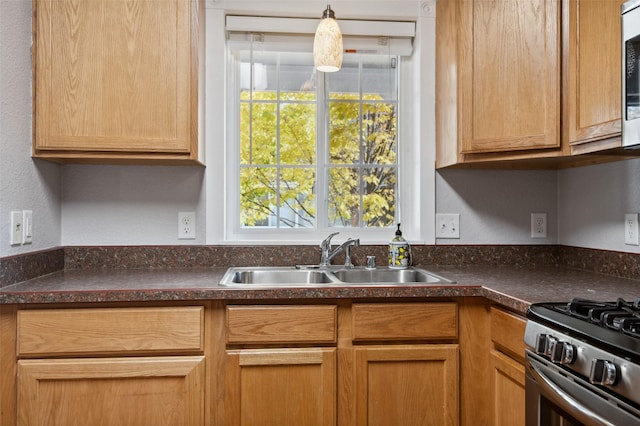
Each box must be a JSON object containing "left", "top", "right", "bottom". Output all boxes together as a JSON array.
[
  {"left": 436, "top": 0, "right": 639, "bottom": 168},
  {"left": 33, "top": 0, "right": 202, "bottom": 164},
  {"left": 459, "top": 0, "right": 560, "bottom": 154},
  {"left": 564, "top": 0, "right": 624, "bottom": 154},
  {"left": 437, "top": 0, "right": 561, "bottom": 167}
]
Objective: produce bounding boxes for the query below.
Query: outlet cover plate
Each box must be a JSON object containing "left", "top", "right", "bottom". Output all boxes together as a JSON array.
[
  {"left": 625, "top": 213, "right": 639, "bottom": 245},
  {"left": 436, "top": 213, "right": 460, "bottom": 239},
  {"left": 531, "top": 213, "right": 547, "bottom": 239},
  {"left": 178, "top": 212, "right": 196, "bottom": 239}
]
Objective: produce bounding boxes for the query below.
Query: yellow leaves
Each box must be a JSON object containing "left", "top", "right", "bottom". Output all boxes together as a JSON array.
[{"left": 240, "top": 89, "right": 397, "bottom": 228}]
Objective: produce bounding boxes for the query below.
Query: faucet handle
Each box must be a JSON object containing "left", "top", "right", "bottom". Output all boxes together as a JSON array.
[
  {"left": 366, "top": 255, "right": 376, "bottom": 269},
  {"left": 320, "top": 232, "right": 339, "bottom": 248}
]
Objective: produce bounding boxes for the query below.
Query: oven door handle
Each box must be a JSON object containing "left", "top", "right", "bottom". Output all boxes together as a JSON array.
[{"left": 527, "top": 357, "right": 618, "bottom": 426}]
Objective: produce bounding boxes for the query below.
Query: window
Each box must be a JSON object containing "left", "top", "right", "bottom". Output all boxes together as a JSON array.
[
  {"left": 236, "top": 47, "right": 398, "bottom": 232},
  {"left": 219, "top": 15, "right": 430, "bottom": 244}
]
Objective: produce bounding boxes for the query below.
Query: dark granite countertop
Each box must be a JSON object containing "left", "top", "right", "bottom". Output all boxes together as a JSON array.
[{"left": 2, "top": 265, "right": 640, "bottom": 315}]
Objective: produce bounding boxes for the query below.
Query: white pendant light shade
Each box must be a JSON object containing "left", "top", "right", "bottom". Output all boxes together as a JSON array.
[{"left": 313, "top": 5, "right": 343, "bottom": 72}]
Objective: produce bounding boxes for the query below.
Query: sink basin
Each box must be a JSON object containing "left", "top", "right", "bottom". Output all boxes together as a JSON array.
[
  {"left": 219, "top": 266, "right": 453, "bottom": 287},
  {"left": 331, "top": 268, "right": 452, "bottom": 284},
  {"left": 220, "top": 267, "right": 340, "bottom": 286}
]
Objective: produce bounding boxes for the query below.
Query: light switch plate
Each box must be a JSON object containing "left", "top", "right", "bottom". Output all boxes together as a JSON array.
[
  {"left": 10, "top": 211, "right": 23, "bottom": 245},
  {"left": 23, "top": 210, "right": 33, "bottom": 244},
  {"left": 436, "top": 213, "right": 460, "bottom": 239}
]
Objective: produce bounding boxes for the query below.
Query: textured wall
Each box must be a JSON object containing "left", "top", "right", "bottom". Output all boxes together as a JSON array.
[
  {"left": 61, "top": 165, "right": 205, "bottom": 245},
  {"left": 2, "top": 0, "right": 639, "bottom": 254},
  {"left": 0, "top": 0, "right": 61, "bottom": 257}
]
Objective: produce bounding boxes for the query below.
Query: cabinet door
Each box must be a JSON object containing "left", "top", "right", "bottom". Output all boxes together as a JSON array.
[
  {"left": 17, "top": 356, "right": 205, "bottom": 426},
  {"left": 224, "top": 348, "right": 336, "bottom": 426},
  {"left": 564, "top": 0, "right": 624, "bottom": 152},
  {"left": 459, "top": 0, "right": 560, "bottom": 154},
  {"left": 353, "top": 344, "right": 459, "bottom": 426},
  {"left": 490, "top": 350, "right": 525, "bottom": 426},
  {"left": 34, "top": 0, "right": 197, "bottom": 158}
]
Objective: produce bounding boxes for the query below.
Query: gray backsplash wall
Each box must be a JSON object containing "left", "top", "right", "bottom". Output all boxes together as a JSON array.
[
  {"left": 558, "top": 158, "right": 640, "bottom": 253},
  {"left": 61, "top": 165, "right": 206, "bottom": 246},
  {"left": 436, "top": 169, "right": 558, "bottom": 245},
  {"left": 58, "top": 162, "right": 639, "bottom": 249}
]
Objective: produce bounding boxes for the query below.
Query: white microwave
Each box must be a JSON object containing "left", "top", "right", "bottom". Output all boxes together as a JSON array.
[{"left": 623, "top": 0, "right": 640, "bottom": 147}]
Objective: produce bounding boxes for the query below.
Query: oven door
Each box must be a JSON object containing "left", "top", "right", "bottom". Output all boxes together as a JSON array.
[{"left": 525, "top": 352, "right": 640, "bottom": 426}]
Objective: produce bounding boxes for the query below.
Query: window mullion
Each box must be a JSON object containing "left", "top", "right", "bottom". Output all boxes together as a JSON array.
[
  {"left": 317, "top": 70, "right": 328, "bottom": 230},
  {"left": 275, "top": 55, "right": 282, "bottom": 228},
  {"left": 358, "top": 61, "right": 365, "bottom": 228}
]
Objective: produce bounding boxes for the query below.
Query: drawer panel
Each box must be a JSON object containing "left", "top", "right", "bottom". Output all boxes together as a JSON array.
[
  {"left": 226, "top": 305, "right": 337, "bottom": 345},
  {"left": 352, "top": 302, "right": 458, "bottom": 341},
  {"left": 490, "top": 306, "right": 526, "bottom": 360},
  {"left": 17, "top": 306, "right": 204, "bottom": 357}
]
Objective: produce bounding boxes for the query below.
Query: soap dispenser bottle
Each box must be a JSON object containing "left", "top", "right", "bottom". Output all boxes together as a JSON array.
[{"left": 388, "top": 223, "right": 410, "bottom": 269}]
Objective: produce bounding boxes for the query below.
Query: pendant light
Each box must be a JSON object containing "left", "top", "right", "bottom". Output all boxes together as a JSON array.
[{"left": 313, "top": 4, "right": 343, "bottom": 72}]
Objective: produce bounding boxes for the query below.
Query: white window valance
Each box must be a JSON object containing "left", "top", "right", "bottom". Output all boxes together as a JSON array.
[{"left": 226, "top": 15, "right": 415, "bottom": 56}]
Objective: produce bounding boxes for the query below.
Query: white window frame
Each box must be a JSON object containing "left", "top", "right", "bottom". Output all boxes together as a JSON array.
[{"left": 205, "top": 3, "right": 436, "bottom": 246}]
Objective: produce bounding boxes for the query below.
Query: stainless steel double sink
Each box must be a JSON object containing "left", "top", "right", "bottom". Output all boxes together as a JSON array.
[{"left": 219, "top": 266, "right": 453, "bottom": 287}]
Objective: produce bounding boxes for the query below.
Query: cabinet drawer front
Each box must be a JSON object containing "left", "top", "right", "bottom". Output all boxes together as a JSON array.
[
  {"left": 226, "top": 305, "right": 337, "bottom": 345},
  {"left": 17, "top": 307, "right": 204, "bottom": 357},
  {"left": 352, "top": 303, "right": 458, "bottom": 341},
  {"left": 490, "top": 307, "right": 526, "bottom": 360}
]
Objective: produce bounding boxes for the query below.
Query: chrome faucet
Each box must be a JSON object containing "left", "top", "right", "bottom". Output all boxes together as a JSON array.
[{"left": 319, "top": 232, "right": 360, "bottom": 268}]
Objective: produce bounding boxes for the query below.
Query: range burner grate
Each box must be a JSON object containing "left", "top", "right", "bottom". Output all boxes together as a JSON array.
[{"left": 554, "top": 297, "right": 640, "bottom": 335}]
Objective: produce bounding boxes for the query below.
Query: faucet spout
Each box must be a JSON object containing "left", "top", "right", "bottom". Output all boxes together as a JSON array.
[{"left": 319, "top": 234, "right": 360, "bottom": 267}]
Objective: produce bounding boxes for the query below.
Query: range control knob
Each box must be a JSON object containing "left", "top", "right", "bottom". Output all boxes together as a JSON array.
[
  {"left": 589, "top": 359, "right": 617, "bottom": 385},
  {"left": 550, "top": 341, "right": 575, "bottom": 364},
  {"left": 535, "top": 334, "right": 557, "bottom": 356}
]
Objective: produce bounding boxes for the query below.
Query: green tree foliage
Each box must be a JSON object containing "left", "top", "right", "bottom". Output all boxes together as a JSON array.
[{"left": 240, "top": 90, "right": 396, "bottom": 228}]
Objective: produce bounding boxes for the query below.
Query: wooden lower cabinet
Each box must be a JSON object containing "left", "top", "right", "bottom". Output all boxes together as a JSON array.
[
  {"left": 222, "top": 348, "right": 336, "bottom": 426},
  {"left": 17, "top": 356, "right": 205, "bottom": 426},
  {"left": 5, "top": 305, "right": 207, "bottom": 426},
  {"left": 1, "top": 299, "right": 516, "bottom": 425},
  {"left": 219, "top": 302, "right": 459, "bottom": 425},
  {"left": 353, "top": 344, "right": 459, "bottom": 426},
  {"left": 490, "top": 350, "right": 525, "bottom": 426},
  {"left": 490, "top": 307, "right": 526, "bottom": 426}
]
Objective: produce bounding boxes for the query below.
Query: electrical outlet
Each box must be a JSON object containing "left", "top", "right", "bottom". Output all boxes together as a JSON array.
[
  {"left": 436, "top": 213, "right": 460, "bottom": 239},
  {"left": 531, "top": 213, "right": 547, "bottom": 239},
  {"left": 625, "top": 213, "right": 639, "bottom": 245},
  {"left": 10, "top": 211, "right": 23, "bottom": 245},
  {"left": 178, "top": 212, "right": 196, "bottom": 239},
  {"left": 23, "top": 210, "right": 33, "bottom": 244}
]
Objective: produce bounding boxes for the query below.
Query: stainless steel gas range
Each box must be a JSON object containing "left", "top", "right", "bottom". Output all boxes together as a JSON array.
[{"left": 525, "top": 299, "right": 640, "bottom": 425}]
